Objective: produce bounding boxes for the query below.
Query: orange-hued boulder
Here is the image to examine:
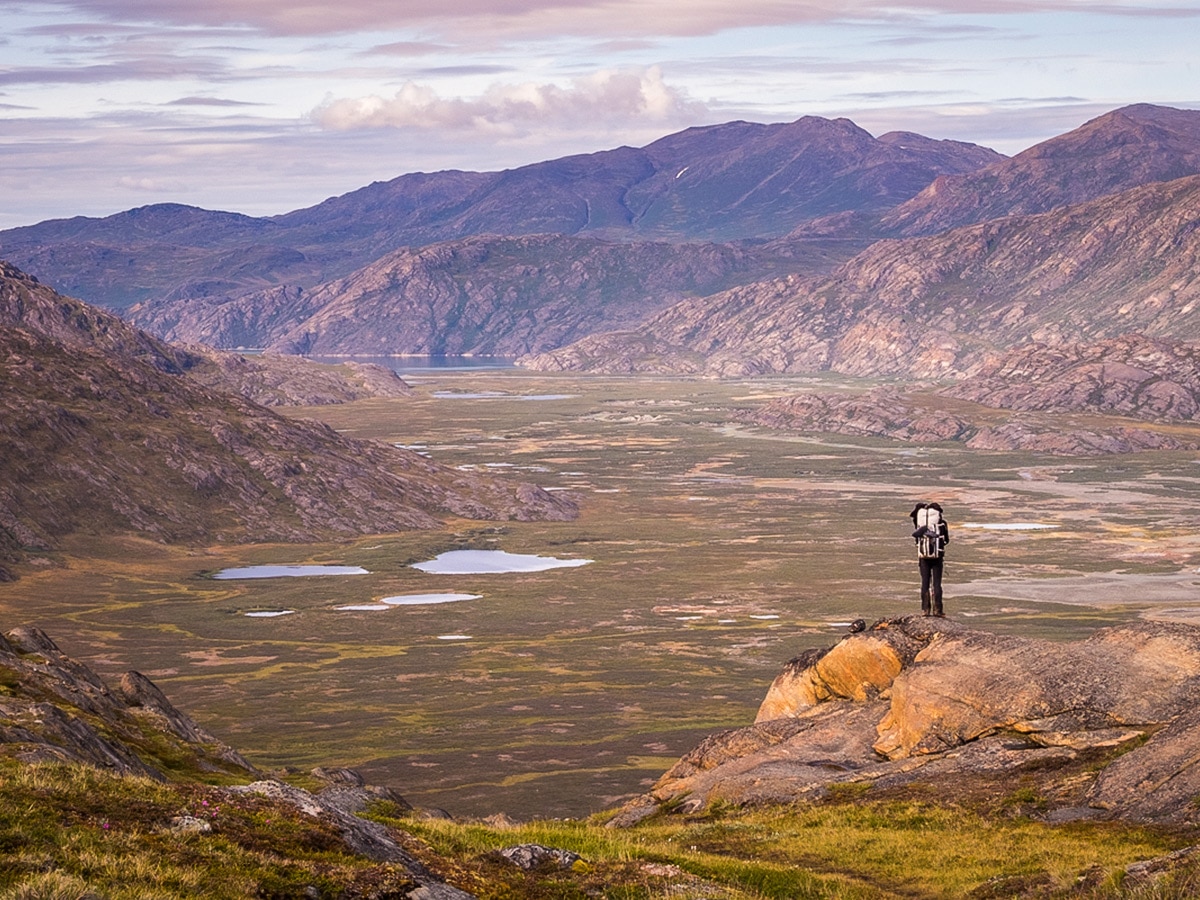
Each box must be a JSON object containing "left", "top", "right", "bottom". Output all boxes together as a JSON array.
[{"left": 615, "top": 616, "right": 1200, "bottom": 826}]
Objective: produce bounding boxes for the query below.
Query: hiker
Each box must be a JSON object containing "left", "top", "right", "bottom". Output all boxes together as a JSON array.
[{"left": 910, "top": 502, "right": 950, "bottom": 617}]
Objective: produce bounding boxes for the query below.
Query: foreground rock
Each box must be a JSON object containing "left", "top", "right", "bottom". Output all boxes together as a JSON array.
[
  {"left": 625, "top": 617, "right": 1200, "bottom": 825},
  {"left": 0, "top": 626, "right": 255, "bottom": 778}
]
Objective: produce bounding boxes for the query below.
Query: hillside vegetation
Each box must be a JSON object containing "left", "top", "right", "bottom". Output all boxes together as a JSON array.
[{"left": 4, "top": 624, "right": 1200, "bottom": 900}]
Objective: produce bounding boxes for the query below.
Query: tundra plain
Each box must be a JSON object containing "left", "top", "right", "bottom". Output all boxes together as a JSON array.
[{"left": 5, "top": 370, "right": 1200, "bottom": 820}]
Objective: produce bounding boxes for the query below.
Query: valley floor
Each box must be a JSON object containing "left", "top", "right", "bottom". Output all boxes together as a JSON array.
[{"left": 4, "top": 371, "right": 1199, "bottom": 819}]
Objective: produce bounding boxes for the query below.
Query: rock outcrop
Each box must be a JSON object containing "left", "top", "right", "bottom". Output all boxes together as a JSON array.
[
  {"left": 0, "top": 626, "right": 255, "bottom": 778},
  {"left": 181, "top": 346, "right": 414, "bottom": 407},
  {"left": 0, "top": 626, "right": 476, "bottom": 897},
  {"left": 942, "top": 334, "right": 1200, "bottom": 421},
  {"left": 632, "top": 617, "right": 1200, "bottom": 825}
]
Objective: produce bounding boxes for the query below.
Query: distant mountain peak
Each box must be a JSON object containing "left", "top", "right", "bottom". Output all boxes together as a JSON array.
[{"left": 881, "top": 103, "right": 1200, "bottom": 237}]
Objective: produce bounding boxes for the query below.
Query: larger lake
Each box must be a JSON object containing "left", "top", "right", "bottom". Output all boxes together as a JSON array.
[{"left": 411, "top": 550, "right": 592, "bottom": 574}]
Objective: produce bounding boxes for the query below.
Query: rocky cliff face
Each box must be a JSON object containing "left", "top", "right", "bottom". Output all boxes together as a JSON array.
[
  {"left": 941, "top": 334, "right": 1200, "bottom": 420},
  {"left": 524, "top": 173, "right": 1200, "bottom": 384},
  {"left": 628, "top": 617, "right": 1200, "bottom": 826},
  {"left": 742, "top": 334, "right": 1200, "bottom": 455},
  {"left": 127, "top": 233, "right": 839, "bottom": 355},
  {"left": 0, "top": 262, "right": 575, "bottom": 576}
]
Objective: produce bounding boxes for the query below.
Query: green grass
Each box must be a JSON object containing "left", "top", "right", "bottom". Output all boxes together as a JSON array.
[
  {"left": 380, "top": 798, "right": 1188, "bottom": 899},
  {"left": 0, "top": 755, "right": 1196, "bottom": 899}
]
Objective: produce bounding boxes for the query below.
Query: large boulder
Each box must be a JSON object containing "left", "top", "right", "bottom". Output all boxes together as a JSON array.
[
  {"left": 632, "top": 617, "right": 1200, "bottom": 824},
  {"left": 875, "top": 622, "right": 1200, "bottom": 759}
]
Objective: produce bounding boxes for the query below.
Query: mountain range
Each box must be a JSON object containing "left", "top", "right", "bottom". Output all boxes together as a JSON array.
[
  {"left": 4, "top": 103, "right": 1200, "bottom": 442},
  {"left": 0, "top": 115, "right": 999, "bottom": 311},
  {"left": 0, "top": 116, "right": 998, "bottom": 332}
]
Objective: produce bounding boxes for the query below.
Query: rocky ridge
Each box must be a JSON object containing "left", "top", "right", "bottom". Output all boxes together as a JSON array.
[
  {"left": 619, "top": 616, "right": 1200, "bottom": 826},
  {"left": 523, "top": 172, "right": 1200, "bottom": 384},
  {"left": 880, "top": 104, "right": 1200, "bottom": 238},
  {"left": 0, "top": 625, "right": 474, "bottom": 898},
  {"left": 0, "top": 625, "right": 254, "bottom": 779},
  {"left": 738, "top": 333, "right": 1200, "bottom": 455},
  {"left": 128, "top": 233, "right": 848, "bottom": 355},
  {"left": 182, "top": 346, "right": 414, "bottom": 407}
]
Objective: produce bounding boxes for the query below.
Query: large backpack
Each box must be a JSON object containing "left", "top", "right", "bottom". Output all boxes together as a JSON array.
[{"left": 915, "top": 506, "right": 943, "bottom": 559}]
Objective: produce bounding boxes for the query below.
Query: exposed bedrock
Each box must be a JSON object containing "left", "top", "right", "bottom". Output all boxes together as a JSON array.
[{"left": 633, "top": 617, "right": 1200, "bottom": 825}]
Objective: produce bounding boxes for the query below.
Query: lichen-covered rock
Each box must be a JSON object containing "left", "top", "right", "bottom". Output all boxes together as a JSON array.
[
  {"left": 875, "top": 622, "right": 1200, "bottom": 760},
  {"left": 497, "top": 844, "right": 582, "bottom": 870},
  {"left": 756, "top": 628, "right": 923, "bottom": 722},
  {"left": 231, "top": 779, "right": 474, "bottom": 898}
]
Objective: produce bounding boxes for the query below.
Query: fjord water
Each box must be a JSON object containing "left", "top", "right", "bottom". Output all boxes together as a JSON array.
[{"left": 10, "top": 370, "right": 1200, "bottom": 820}]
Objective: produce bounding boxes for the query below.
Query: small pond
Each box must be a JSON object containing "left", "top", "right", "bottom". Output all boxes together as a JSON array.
[
  {"left": 432, "top": 391, "right": 576, "bottom": 401},
  {"left": 382, "top": 593, "right": 481, "bottom": 605},
  {"left": 960, "top": 523, "right": 1058, "bottom": 531}
]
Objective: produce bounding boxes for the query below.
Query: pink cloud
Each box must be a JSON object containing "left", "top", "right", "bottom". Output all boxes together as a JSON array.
[
  {"left": 30, "top": 0, "right": 1126, "bottom": 39},
  {"left": 312, "top": 66, "right": 707, "bottom": 134}
]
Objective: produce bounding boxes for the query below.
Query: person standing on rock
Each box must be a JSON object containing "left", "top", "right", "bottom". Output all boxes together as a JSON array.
[{"left": 910, "top": 502, "right": 950, "bottom": 617}]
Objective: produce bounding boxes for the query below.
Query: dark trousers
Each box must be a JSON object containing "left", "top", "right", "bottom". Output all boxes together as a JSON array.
[{"left": 919, "top": 557, "right": 944, "bottom": 615}]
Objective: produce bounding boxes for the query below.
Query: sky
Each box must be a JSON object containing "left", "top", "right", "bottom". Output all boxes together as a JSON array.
[{"left": 2, "top": 0, "right": 1198, "bottom": 229}]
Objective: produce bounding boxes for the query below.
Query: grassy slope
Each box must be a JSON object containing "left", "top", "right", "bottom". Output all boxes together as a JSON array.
[{"left": 1, "top": 758, "right": 1197, "bottom": 899}]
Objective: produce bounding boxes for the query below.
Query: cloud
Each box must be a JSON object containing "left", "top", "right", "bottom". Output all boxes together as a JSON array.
[
  {"left": 364, "top": 40, "right": 453, "bottom": 57},
  {"left": 32, "top": 0, "right": 1177, "bottom": 40},
  {"left": 116, "top": 174, "right": 187, "bottom": 192},
  {"left": 311, "top": 66, "right": 708, "bottom": 135},
  {"left": 167, "top": 95, "right": 262, "bottom": 107}
]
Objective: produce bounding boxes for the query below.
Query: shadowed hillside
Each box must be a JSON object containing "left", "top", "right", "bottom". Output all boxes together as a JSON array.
[
  {"left": 127, "top": 233, "right": 853, "bottom": 354},
  {"left": 0, "top": 262, "right": 575, "bottom": 578}
]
